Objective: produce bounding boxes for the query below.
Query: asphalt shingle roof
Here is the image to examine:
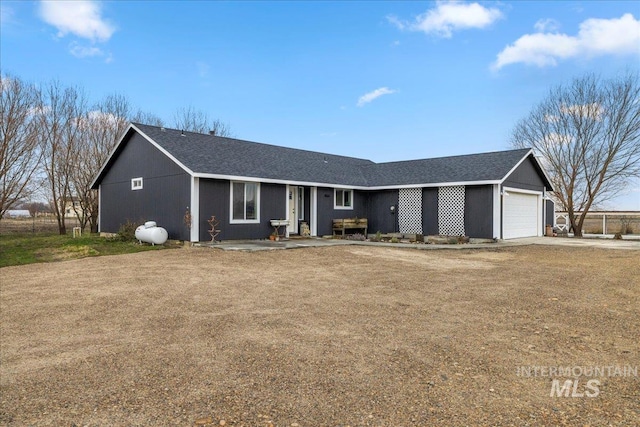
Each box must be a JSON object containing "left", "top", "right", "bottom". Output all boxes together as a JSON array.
[
  {"left": 136, "top": 124, "right": 374, "bottom": 186},
  {"left": 117, "top": 123, "right": 536, "bottom": 188},
  {"left": 360, "top": 149, "right": 533, "bottom": 186}
]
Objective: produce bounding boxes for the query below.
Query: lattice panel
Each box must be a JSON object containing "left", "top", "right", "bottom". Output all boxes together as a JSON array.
[
  {"left": 438, "top": 186, "right": 465, "bottom": 235},
  {"left": 398, "top": 188, "right": 423, "bottom": 234}
]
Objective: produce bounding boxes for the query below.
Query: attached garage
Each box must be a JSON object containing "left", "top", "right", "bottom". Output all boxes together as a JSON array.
[
  {"left": 502, "top": 189, "right": 541, "bottom": 239},
  {"left": 93, "top": 123, "right": 555, "bottom": 241}
]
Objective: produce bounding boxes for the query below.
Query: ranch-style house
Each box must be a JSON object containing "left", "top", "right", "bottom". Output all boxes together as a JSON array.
[{"left": 91, "top": 123, "right": 554, "bottom": 242}]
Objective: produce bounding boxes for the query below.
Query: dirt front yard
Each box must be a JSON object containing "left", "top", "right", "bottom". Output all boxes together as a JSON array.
[{"left": 1, "top": 245, "right": 638, "bottom": 426}]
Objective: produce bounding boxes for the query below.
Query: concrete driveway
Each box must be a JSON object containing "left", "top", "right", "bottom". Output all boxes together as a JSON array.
[{"left": 199, "top": 235, "right": 640, "bottom": 251}]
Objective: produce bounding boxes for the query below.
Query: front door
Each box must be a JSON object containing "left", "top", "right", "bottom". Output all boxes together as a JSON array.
[{"left": 288, "top": 186, "right": 299, "bottom": 234}]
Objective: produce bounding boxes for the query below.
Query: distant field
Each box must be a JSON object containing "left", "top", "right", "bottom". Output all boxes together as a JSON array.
[{"left": 0, "top": 217, "right": 81, "bottom": 235}]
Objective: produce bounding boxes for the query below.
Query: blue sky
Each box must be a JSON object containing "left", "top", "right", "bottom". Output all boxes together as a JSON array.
[{"left": 1, "top": 1, "right": 639, "bottom": 209}]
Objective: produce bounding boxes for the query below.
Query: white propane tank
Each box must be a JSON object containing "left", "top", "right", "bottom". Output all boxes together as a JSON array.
[{"left": 135, "top": 222, "right": 168, "bottom": 245}]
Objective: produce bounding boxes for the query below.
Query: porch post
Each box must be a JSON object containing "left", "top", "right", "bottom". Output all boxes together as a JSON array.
[
  {"left": 492, "top": 184, "right": 501, "bottom": 239},
  {"left": 311, "top": 187, "right": 318, "bottom": 237},
  {"left": 285, "top": 184, "right": 291, "bottom": 238},
  {"left": 190, "top": 177, "right": 199, "bottom": 242}
]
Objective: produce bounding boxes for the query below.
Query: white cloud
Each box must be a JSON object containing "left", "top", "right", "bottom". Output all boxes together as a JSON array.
[
  {"left": 493, "top": 13, "right": 640, "bottom": 70},
  {"left": 578, "top": 14, "right": 640, "bottom": 56},
  {"left": 39, "top": 0, "right": 115, "bottom": 42},
  {"left": 388, "top": 1, "right": 503, "bottom": 38},
  {"left": 357, "top": 87, "right": 396, "bottom": 107},
  {"left": 534, "top": 18, "right": 560, "bottom": 33},
  {"left": 69, "top": 42, "right": 103, "bottom": 58}
]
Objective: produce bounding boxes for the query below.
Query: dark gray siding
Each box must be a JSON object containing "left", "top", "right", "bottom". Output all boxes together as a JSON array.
[
  {"left": 464, "top": 185, "right": 493, "bottom": 238},
  {"left": 303, "top": 187, "right": 311, "bottom": 227},
  {"left": 365, "top": 190, "right": 398, "bottom": 234},
  {"left": 422, "top": 188, "right": 438, "bottom": 235},
  {"left": 545, "top": 199, "right": 555, "bottom": 227},
  {"left": 99, "top": 133, "right": 190, "bottom": 240},
  {"left": 503, "top": 157, "right": 545, "bottom": 191},
  {"left": 316, "top": 187, "right": 367, "bottom": 236},
  {"left": 198, "top": 179, "right": 286, "bottom": 241}
]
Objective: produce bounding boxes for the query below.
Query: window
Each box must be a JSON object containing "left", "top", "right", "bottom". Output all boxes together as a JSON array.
[
  {"left": 131, "top": 177, "right": 143, "bottom": 190},
  {"left": 230, "top": 181, "right": 260, "bottom": 223},
  {"left": 334, "top": 189, "right": 353, "bottom": 209}
]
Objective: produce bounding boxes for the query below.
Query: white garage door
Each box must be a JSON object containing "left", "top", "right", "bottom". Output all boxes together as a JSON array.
[{"left": 503, "top": 191, "right": 540, "bottom": 239}]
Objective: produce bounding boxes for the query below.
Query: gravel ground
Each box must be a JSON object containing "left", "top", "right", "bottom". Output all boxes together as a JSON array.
[{"left": 1, "top": 245, "right": 638, "bottom": 426}]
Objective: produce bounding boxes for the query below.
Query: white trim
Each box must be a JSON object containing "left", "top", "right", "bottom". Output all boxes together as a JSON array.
[
  {"left": 364, "top": 180, "right": 502, "bottom": 190},
  {"left": 492, "top": 184, "right": 501, "bottom": 239},
  {"left": 229, "top": 181, "right": 261, "bottom": 224},
  {"left": 534, "top": 156, "right": 554, "bottom": 192},
  {"left": 499, "top": 149, "right": 534, "bottom": 185},
  {"left": 499, "top": 149, "right": 554, "bottom": 192},
  {"left": 298, "top": 186, "right": 305, "bottom": 221},
  {"left": 193, "top": 171, "right": 501, "bottom": 191},
  {"left": 542, "top": 189, "right": 547, "bottom": 231},
  {"left": 310, "top": 187, "right": 318, "bottom": 237},
  {"left": 537, "top": 192, "right": 543, "bottom": 237},
  {"left": 334, "top": 188, "right": 354, "bottom": 210},
  {"left": 91, "top": 123, "right": 195, "bottom": 189},
  {"left": 285, "top": 184, "right": 292, "bottom": 237},
  {"left": 131, "top": 177, "right": 143, "bottom": 190},
  {"left": 90, "top": 124, "right": 134, "bottom": 188},
  {"left": 131, "top": 124, "right": 194, "bottom": 175},
  {"left": 98, "top": 184, "right": 102, "bottom": 233},
  {"left": 190, "top": 177, "right": 199, "bottom": 242},
  {"left": 502, "top": 186, "right": 543, "bottom": 196}
]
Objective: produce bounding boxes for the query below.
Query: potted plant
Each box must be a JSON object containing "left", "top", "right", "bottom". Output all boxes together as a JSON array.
[{"left": 269, "top": 231, "right": 279, "bottom": 241}]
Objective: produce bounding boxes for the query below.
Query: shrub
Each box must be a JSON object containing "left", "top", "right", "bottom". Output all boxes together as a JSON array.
[
  {"left": 347, "top": 233, "right": 366, "bottom": 241},
  {"left": 115, "top": 220, "right": 139, "bottom": 242},
  {"left": 369, "top": 231, "right": 382, "bottom": 242}
]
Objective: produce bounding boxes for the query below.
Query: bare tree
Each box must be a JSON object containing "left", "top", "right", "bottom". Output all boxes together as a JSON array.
[
  {"left": 173, "top": 105, "right": 232, "bottom": 136},
  {"left": 511, "top": 73, "right": 640, "bottom": 237},
  {"left": 0, "top": 73, "right": 41, "bottom": 219},
  {"left": 34, "top": 80, "right": 87, "bottom": 235},
  {"left": 209, "top": 118, "right": 232, "bottom": 138},
  {"left": 131, "top": 109, "right": 164, "bottom": 127},
  {"left": 71, "top": 93, "right": 131, "bottom": 232}
]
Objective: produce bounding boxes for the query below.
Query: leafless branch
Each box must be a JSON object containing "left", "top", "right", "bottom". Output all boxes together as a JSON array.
[{"left": 511, "top": 72, "right": 640, "bottom": 236}]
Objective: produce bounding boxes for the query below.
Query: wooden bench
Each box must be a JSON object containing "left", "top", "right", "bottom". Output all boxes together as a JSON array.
[{"left": 332, "top": 218, "right": 368, "bottom": 237}]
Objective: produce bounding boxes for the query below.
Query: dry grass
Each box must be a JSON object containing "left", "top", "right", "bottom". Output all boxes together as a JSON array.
[{"left": 1, "top": 245, "right": 639, "bottom": 426}]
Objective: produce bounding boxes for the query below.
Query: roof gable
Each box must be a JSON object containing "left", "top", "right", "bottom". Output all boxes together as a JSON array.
[
  {"left": 92, "top": 123, "right": 552, "bottom": 190},
  {"left": 361, "top": 149, "right": 534, "bottom": 187}
]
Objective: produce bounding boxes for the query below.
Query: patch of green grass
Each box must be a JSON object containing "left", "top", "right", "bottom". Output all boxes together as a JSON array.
[{"left": 0, "top": 232, "right": 175, "bottom": 268}]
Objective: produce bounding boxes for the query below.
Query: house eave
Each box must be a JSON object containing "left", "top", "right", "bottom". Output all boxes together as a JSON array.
[{"left": 192, "top": 172, "right": 501, "bottom": 190}]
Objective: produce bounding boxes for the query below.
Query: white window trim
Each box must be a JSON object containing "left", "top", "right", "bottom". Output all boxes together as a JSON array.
[
  {"left": 229, "top": 181, "right": 260, "bottom": 224},
  {"left": 131, "top": 177, "right": 143, "bottom": 190},
  {"left": 334, "top": 188, "right": 354, "bottom": 210}
]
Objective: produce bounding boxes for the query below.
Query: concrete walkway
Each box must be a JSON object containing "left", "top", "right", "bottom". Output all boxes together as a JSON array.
[{"left": 196, "top": 235, "right": 640, "bottom": 252}]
